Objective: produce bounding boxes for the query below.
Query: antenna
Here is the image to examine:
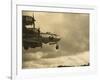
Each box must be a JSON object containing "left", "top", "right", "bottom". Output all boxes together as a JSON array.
[{"left": 32, "top": 12, "right": 36, "bottom": 28}]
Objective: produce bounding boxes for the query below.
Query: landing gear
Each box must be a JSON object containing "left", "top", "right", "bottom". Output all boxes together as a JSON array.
[
  {"left": 24, "top": 46, "right": 29, "bottom": 50},
  {"left": 23, "top": 42, "right": 29, "bottom": 50},
  {"left": 56, "top": 44, "right": 59, "bottom": 49}
]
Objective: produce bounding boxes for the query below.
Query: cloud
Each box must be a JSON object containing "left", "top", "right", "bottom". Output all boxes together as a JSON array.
[{"left": 22, "top": 51, "right": 89, "bottom": 68}]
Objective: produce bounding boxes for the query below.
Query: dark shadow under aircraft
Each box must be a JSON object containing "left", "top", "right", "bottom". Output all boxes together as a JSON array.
[{"left": 22, "top": 13, "right": 61, "bottom": 50}]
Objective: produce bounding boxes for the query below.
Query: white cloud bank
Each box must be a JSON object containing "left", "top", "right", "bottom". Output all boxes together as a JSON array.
[{"left": 22, "top": 51, "right": 89, "bottom": 68}]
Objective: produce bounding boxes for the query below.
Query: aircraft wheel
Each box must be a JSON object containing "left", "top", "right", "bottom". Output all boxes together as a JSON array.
[
  {"left": 56, "top": 44, "right": 59, "bottom": 49},
  {"left": 24, "top": 45, "right": 28, "bottom": 50}
]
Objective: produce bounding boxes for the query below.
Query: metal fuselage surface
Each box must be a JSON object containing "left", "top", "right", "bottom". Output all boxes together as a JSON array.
[{"left": 22, "top": 15, "right": 61, "bottom": 50}]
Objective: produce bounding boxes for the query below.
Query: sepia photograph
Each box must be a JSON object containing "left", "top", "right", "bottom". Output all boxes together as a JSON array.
[{"left": 22, "top": 11, "right": 89, "bottom": 69}]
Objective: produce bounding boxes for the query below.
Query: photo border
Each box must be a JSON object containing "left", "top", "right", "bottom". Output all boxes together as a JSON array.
[{"left": 12, "top": 3, "right": 98, "bottom": 80}]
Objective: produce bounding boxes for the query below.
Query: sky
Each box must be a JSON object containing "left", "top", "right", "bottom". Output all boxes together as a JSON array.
[{"left": 22, "top": 11, "right": 89, "bottom": 68}]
